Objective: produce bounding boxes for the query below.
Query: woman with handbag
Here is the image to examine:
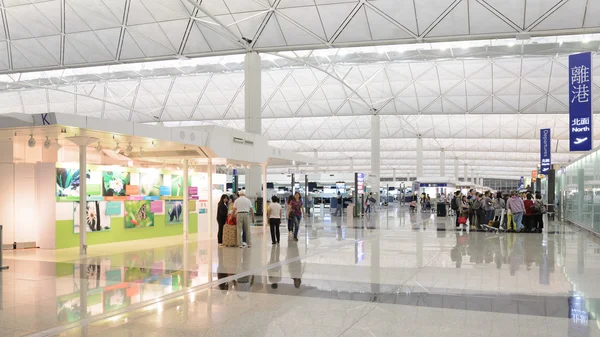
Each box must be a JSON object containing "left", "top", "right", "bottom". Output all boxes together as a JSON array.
[{"left": 216, "top": 195, "right": 229, "bottom": 247}]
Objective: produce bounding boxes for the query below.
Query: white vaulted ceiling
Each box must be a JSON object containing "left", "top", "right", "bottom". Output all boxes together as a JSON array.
[
  {"left": 0, "top": 0, "right": 597, "bottom": 73},
  {"left": 0, "top": 0, "right": 597, "bottom": 179}
]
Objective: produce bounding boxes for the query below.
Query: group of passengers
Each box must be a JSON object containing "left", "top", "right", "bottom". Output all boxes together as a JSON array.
[{"left": 450, "top": 189, "right": 546, "bottom": 232}]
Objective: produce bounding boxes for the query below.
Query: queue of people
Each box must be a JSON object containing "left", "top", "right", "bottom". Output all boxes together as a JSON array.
[
  {"left": 450, "top": 189, "right": 546, "bottom": 233},
  {"left": 217, "top": 190, "right": 304, "bottom": 248}
]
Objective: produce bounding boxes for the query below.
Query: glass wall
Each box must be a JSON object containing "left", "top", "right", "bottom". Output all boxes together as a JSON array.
[{"left": 560, "top": 148, "right": 600, "bottom": 233}]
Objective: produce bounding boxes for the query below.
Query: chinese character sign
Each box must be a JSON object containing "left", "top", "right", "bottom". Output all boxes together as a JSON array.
[
  {"left": 569, "top": 52, "right": 593, "bottom": 151},
  {"left": 540, "top": 128, "right": 551, "bottom": 174},
  {"left": 356, "top": 173, "right": 365, "bottom": 195}
]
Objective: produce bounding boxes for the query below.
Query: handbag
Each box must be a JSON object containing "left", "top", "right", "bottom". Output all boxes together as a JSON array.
[
  {"left": 458, "top": 216, "right": 467, "bottom": 225},
  {"left": 226, "top": 214, "right": 237, "bottom": 225}
]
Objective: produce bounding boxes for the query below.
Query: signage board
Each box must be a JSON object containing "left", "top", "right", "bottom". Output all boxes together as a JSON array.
[
  {"left": 569, "top": 52, "right": 593, "bottom": 151},
  {"left": 356, "top": 173, "right": 365, "bottom": 195},
  {"left": 540, "top": 128, "right": 551, "bottom": 174}
]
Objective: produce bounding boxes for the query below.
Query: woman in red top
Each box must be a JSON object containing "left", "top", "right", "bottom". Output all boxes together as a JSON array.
[{"left": 523, "top": 193, "right": 535, "bottom": 233}]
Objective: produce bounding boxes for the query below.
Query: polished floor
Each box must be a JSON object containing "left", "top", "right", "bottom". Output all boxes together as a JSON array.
[{"left": 1, "top": 205, "right": 600, "bottom": 337}]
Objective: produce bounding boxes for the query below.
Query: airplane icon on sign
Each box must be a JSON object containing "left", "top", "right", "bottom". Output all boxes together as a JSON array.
[{"left": 574, "top": 137, "right": 588, "bottom": 145}]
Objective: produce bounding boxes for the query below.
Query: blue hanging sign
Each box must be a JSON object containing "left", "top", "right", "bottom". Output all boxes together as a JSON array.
[
  {"left": 569, "top": 52, "right": 593, "bottom": 152},
  {"left": 519, "top": 176, "right": 524, "bottom": 190},
  {"left": 540, "top": 128, "right": 551, "bottom": 174}
]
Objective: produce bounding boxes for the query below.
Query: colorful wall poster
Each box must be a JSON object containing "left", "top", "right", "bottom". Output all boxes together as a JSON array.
[
  {"left": 140, "top": 172, "right": 164, "bottom": 196},
  {"left": 102, "top": 171, "right": 131, "bottom": 196},
  {"left": 124, "top": 200, "right": 155, "bottom": 229},
  {"left": 165, "top": 200, "right": 183, "bottom": 225},
  {"left": 56, "top": 168, "right": 93, "bottom": 198},
  {"left": 171, "top": 174, "right": 184, "bottom": 197},
  {"left": 73, "top": 201, "right": 111, "bottom": 233},
  {"left": 105, "top": 202, "right": 122, "bottom": 216},
  {"left": 150, "top": 201, "right": 163, "bottom": 213}
]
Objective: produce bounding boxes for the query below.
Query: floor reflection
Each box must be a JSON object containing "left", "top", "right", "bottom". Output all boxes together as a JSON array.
[{"left": 1, "top": 206, "right": 600, "bottom": 336}]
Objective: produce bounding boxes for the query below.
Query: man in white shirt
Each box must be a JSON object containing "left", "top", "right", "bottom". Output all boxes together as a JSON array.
[{"left": 233, "top": 190, "right": 255, "bottom": 248}]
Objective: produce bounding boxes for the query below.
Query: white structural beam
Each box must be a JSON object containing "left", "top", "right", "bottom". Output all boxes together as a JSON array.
[
  {"left": 416, "top": 137, "right": 423, "bottom": 177},
  {"left": 67, "top": 136, "right": 98, "bottom": 256},
  {"left": 245, "top": 52, "right": 262, "bottom": 198},
  {"left": 440, "top": 148, "right": 445, "bottom": 177},
  {"left": 371, "top": 114, "right": 380, "bottom": 200},
  {"left": 183, "top": 159, "right": 189, "bottom": 240}
]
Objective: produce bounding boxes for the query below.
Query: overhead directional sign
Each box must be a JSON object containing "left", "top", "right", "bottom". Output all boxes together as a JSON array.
[
  {"left": 540, "top": 128, "right": 551, "bottom": 174},
  {"left": 568, "top": 52, "right": 593, "bottom": 152}
]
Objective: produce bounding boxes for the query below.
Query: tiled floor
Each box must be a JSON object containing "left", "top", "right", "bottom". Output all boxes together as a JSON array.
[{"left": 2, "top": 206, "right": 599, "bottom": 336}]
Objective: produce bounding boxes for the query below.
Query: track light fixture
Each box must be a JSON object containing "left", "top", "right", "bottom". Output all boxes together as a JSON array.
[
  {"left": 113, "top": 143, "right": 121, "bottom": 154},
  {"left": 27, "top": 134, "right": 36, "bottom": 148},
  {"left": 43, "top": 136, "right": 51, "bottom": 149},
  {"left": 124, "top": 143, "right": 133, "bottom": 156},
  {"left": 96, "top": 142, "right": 103, "bottom": 152},
  {"left": 139, "top": 147, "right": 144, "bottom": 156},
  {"left": 54, "top": 139, "right": 62, "bottom": 150}
]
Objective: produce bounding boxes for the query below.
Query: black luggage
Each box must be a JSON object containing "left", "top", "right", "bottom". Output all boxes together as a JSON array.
[{"left": 436, "top": 202, "right": 446, "bottom": 217}]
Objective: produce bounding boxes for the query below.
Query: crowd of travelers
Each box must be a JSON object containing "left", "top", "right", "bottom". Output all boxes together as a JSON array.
[{"left": 450, "top": 189, "right": 546, "bottom": 232}]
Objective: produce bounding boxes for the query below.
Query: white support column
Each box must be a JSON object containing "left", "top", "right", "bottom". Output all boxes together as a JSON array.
[
  {"left": 183, "top": 159, "right": 189, "bottom": 240},
  {"left": 416, "top": 137, "right": 423, "bottom": 178},
  {"left": 471, "top": 169, "right": 474, "bottom": 186},
  {"left": 440, "top": 148, "right": 446, "bottom": 177},
  {"left": 207, "top": 158, "right": 213, "bottom": 237},
  {"left": 371, "top": 114, "right": 380, "bottom": 201},
  {"left": 454, "top": 158, "right": 459, "bottom": 183},
  {"left": 67, "top": 136, "right": 97, "bottom": 256},
  {"left": 393, "top": 168, "right": 396, "bottom": 184},
  {"left": 244, "top": 52, "right": 262, "bottom": 199},
  {"left": 464, "top": 164, "right": 468, "bottom": 185},
  {"left": 262, "top": 164, "right": 268, "bottom": 236}
]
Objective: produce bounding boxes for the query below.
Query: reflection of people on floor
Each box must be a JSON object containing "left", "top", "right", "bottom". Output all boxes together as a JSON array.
[
  {"left": 268, "top": 245, "right": 281, "bottom": 290},
  {"left": 216, "top": 246, "right": 244, "bottom": 290},
  {"left": 451, "top": 232, "right": 468, "bottom": 268},
  {"left": 509, "top": 235, "right": 524, "bottom": 276},
  {"left": 286, "top": 239, "right": 302, "bottom": 288}
]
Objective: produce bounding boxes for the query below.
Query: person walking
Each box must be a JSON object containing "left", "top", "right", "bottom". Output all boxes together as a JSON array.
[
  {"left": 216, "top": 194, "right": 229, "bottom": 246},
  {"left": 233, "top": 190, "right": 255, "bottom": 248},
  {"left": 289, "top": 192, "right": 304, "bottom": 241},
  {"left": 286, "top": 196, "right": 294, "bottom": 235},
  {"left": 268, "top": 196, "right": 282, "bottom": 245},
  {"left": 507, "top": 191, "right": 525, "bottom": 232},
  {"left": 334, "top": 192, "right": 343, "bottom": 217}
]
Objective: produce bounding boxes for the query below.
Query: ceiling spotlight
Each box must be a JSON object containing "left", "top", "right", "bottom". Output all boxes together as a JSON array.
[
  {"left": 139, "top": 147, "right": 144, "bottom": 156},
  {"left": 28, "top": 134, "right": 36, "bottom": 148},
  {"left": 113, "top": 143, "right": 121, "bottom": 154},
  {"left": 96, "top": 142, "right": 103, "bottom": 152},
  {"left": 43, "top": 136, "right": 51, "bottom": 149},
  {"left": 124, "top": 143, "right": 133, "bottom": 156}
]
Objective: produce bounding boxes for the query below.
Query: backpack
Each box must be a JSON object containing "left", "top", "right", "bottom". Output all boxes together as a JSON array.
[
  {"left": 473, "top": 199, "right": 482, "bottom": 210},
  {"left": 535, "top": 200, "right": 547, "bottom": 214},
  {"left": 451, "top": 197, "right": 459, "bottom": 211}
]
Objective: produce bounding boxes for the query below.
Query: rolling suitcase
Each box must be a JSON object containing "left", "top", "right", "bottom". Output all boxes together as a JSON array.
[
  {"left": 437, "top": 202, "right": 446, "bottom": 217},
  {"left": 223, "top": 224, "right": 237, "bottom": 247}
]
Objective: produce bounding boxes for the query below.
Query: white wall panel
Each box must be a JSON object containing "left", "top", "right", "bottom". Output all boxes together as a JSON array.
[
  {"left": 14, "top": 164, "right": 36, "bottom": 245},
  {"left": 0, "top": 164, "right": 14, "bottom": 246},
  {"left": 36, "top": 163, "right": 56, "bottom": 249}
]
